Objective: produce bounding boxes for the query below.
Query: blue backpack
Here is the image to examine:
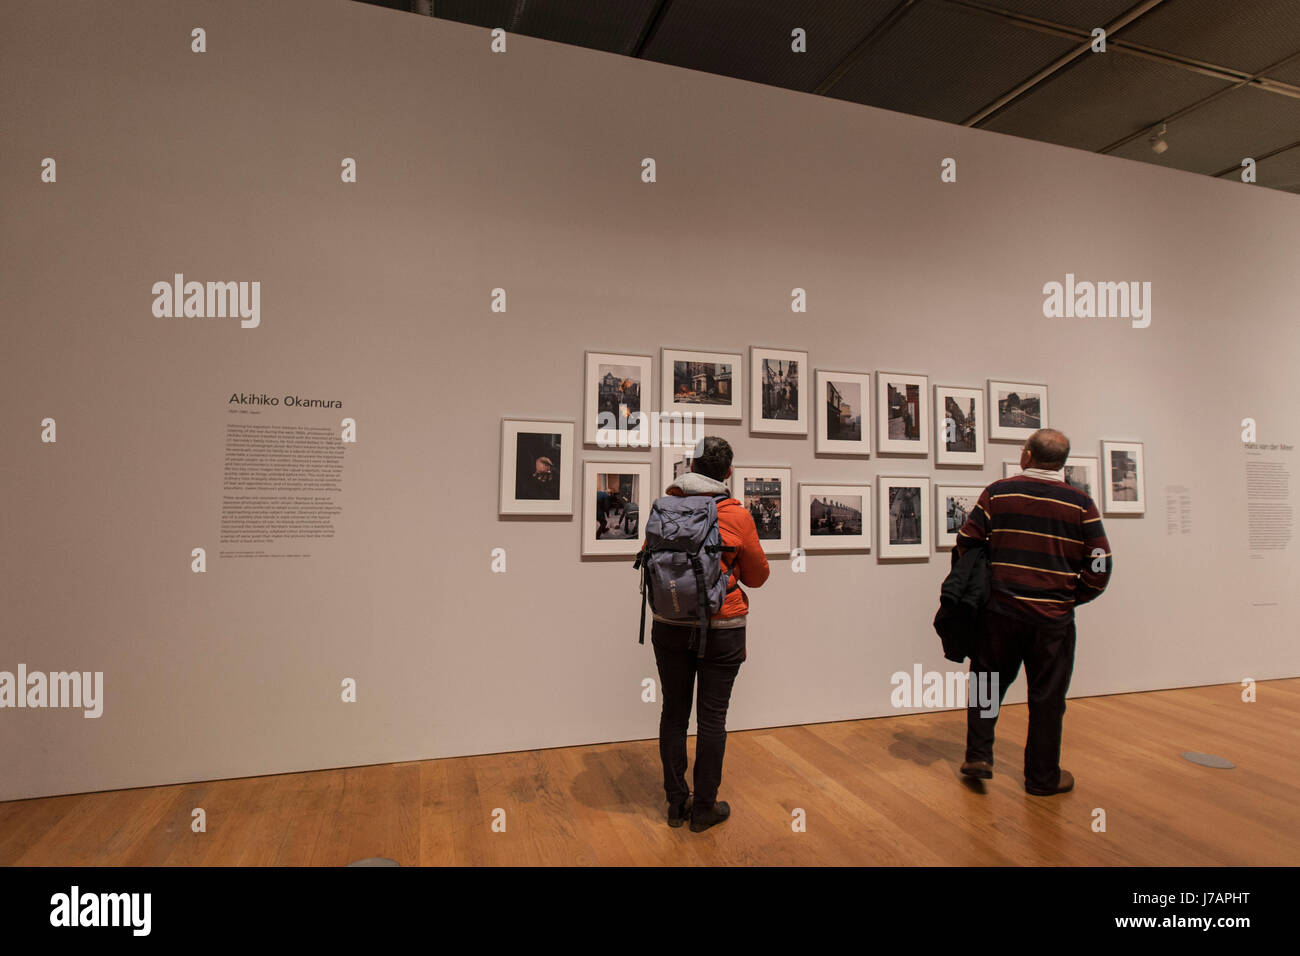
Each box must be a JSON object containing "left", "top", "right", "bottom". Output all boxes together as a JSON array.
[{"left": 633, "top": 493, "right": 735, "bottom": 656}]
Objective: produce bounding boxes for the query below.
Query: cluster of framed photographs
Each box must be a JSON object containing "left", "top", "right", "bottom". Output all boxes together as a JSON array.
[
  {"left": 499, "top": 348, "right": 1146, "bottom": 558},
  {"left": 575, "top": 348, "right": 1054, "bottom": 459}
]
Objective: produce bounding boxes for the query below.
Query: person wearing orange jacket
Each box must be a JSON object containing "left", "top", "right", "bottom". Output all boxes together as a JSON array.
[{"left": 650, "top": 436, "right": 771, "bottom": 832}]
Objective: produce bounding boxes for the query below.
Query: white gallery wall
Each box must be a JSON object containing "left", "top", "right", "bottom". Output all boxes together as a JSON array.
[{"left": 2, "top": 0, "right": 1298, "bottom": 801}]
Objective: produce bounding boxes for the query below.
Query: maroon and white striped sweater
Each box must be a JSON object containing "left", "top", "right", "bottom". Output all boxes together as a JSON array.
[{"left": 955, "top": 471, "right": 1112, "bottom": 624}]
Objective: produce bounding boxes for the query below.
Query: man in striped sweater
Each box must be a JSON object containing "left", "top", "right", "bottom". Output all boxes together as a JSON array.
[{"left": 954, "top": 428, "right": 1112, "bottom": 795}]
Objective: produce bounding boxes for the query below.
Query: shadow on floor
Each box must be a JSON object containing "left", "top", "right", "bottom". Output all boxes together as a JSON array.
[
  {"left": 888, "top": 727, "right": 965, "bottom": 768},
  {"left": 568, "top": 742, "right": 665, "bottom": 816}
]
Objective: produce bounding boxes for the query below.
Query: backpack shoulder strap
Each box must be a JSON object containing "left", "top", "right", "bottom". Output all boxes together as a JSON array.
[
  {"left": 638, "top": 560, "right": 649, "bottom": 644},
  {"left": 711, "top": 495, "right": 740, "bottom": 580},
  {"left": 633, "top": 547, "right": 649, "bottom": 644},
  {"left": 699, "top": 496, "right": 732, "bottom": 556}
]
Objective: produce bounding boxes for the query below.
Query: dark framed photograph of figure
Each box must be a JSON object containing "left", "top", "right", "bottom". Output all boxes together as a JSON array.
[
  {"left": 1101, "top": 441, "right": 1145, "bottom": 514},
  {"left": 878, "top": 476, "right": 931, "bottom": 559},
  {"left": 499, "top": 419, "right": 574, "bottom": 515},
  {"left": 750, "top": 347, "right": 808, "bottom": 435},
  {"left": 876, "top": 371, "right": 929, "bottom": 455},
  {"left": 815, "top": 369, "right": 871, "bottom": 456},
  {"left": 582, "top": 461, "right": 650, "bottom": 555},
  {"left": 936, "top": 484, "right": 982, "bottom": 550},
  {"left": 988, "top": 379, "right": 1049, "bottom": 441},
  {"left": 934, "top": 384, "right": 984, "bottom": 465},
  {"left": 1062, "top": 456, "right": 1100, "bottom": 500},
  {"left": 659, "top": 440, "right": 702, "bottom": 494},
  {"left": 799, "top": 483, "right": 870, "bottom": 552},
  {"left": 584, "top": 351, "right": 651, "bottom": 448},
  {"left": 730, "top": 466, "right": 792, "bottom": 555},
  {"left": 661, "top": 348, "right": 743, "bottom": 423}
]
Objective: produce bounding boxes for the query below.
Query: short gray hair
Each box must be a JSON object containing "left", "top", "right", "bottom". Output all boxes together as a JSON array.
[{"left": 1026, "top": 429, "right": 1070, "bottom": 469}]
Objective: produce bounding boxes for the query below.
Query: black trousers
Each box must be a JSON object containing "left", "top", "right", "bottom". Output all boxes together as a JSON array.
[
  {"left": 650, "top": 620, "right": 746, "bottom": 810},
  {"left": 965, "top": 607, "right": 1077, "bottom": 791}
]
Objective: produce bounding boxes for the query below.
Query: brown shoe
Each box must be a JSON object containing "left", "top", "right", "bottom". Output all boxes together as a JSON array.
[
  {"left": 960, "top": 760, "right": 994, "bottom": 779},
  {"left": 689, "top": 800, "right": 731, "bottom": 833},
  {"left": 667, "top": 794, "right": 693, "bottom": 828},
  {"left": 1026, "top": 769, "right": 1074, "bottom": 795}
]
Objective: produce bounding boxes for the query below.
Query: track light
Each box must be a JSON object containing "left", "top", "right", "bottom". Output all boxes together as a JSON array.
[{"left": 1149, "top": 123, "right": 1168, "bottom": 154}]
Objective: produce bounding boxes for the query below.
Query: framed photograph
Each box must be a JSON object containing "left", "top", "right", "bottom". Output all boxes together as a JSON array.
[
  {"left": 876, "top": 372, "right": 929, "bottom": 455},
  {"left": 815, "top": 370, "right": 871, "bottom": 456},
  {"left": 1062, "top": 455, "right": 1100, "bottom": 500},
  {"left": 799, "top": 483, "right": 871, "bottom": 552},
  {"left": 934, "top": 385, "right": 984, "bottom": 466},
  {"left": 750, "top": 347, "right": 808, "bottom": 435},
  {"left": 1002, "top": 460, "right": 1022, "bottom": 478},
  {"left": 499, "top": 419, "right": 574, "bottom": 516},
  {"left": 878, "top": 476, "right": 931, "bottom": 559},
  {"left": 582, "top": 461, "right": 651, "bottom": 555},
  {"left": 659, "top": 440, "right": 703, "bottom": 494},
  {"left": 584, "top": 351, "right": 651, "bottom": 448},
  {"left": 936, "top": 484, "right": 983, "bottom": 550},
  {"left": 661, "top": 348, "right": 742, "bottom": 423},
  {"left": 1101, "top": 441, "right": 1145, "bottom": 514},
  {"left": 988, "top": 380, "right": 1049, "bottom": 441},
  {"left": 730, "top": 466, "right": 792, "bottom": 555}
]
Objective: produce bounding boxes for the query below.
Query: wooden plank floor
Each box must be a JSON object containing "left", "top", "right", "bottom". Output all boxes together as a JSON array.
[{"left": 2, "top": 679, "right": 1297, "bottom": 865}]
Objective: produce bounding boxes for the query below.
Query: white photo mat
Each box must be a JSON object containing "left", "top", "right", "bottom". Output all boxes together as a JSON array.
[
  {"left": 799, "top": 482, "right": 871, "bottom": 552},
  {"left": 661, "top": 348, "right": 743, "bottom": 423},
  {"left": 815, "top": 369, "right": 872, "bottom": 456},
  {"left": 934, "top": 384, "right": 984, "bottom": 466},
  {"left": 582, "top": 460, "right": 651, "bottom": 555},
  {"left": 876, "top": 371, "right": 930, "bottom": 455},
  {"left": 730, "top": 466, "right": 793, "bottom": 555},
  {"left": 878, "top": 476, "right": 931, "bottom": 559},
  {"left": 584, "top": 351, "right": 652, "bottom": 448},
  {"left": 1062, "top": 455, "right": 1100, "bottom": 501},
  {"left": 1101, "top": 440, "right": 1145, "bottom": 514},
  {"left": 988, "top": 379, "right": 1049, "bottom": 442},
  {"left": 750, "top": 346, "right": 809, "bottom": 435},
  {"left": 499, "top": 418, "right": 574, "bottom": 516},
  {"left": 935, "top": 484, "right": 983, "bottom": 550}
]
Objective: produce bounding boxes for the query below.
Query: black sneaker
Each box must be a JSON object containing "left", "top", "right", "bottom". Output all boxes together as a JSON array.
[
  {"left": 689, "top": 800, "right": 731, "bottom": 833},
  {"left": 668, "top": 794, "right": 693, "bottom": 828}
]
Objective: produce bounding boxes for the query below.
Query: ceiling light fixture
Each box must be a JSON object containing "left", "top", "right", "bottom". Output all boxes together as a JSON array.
[{"left": 1149, "top": 123, "right": 1169, "bottom": 154}]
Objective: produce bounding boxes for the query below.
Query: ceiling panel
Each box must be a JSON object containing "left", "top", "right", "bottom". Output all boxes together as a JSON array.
[
  {"left": 640, "top": 0, "right": 899, "bottom": 93},
  {"left": 1108, "top": 84, "right": 1300, "bottom": 173},
  {"left": 981, "top": 51, "right": 1232, "bottom": 150},
  {"left": 433, "top": 0, "right": 662, "bottom": 56},
  {"left": 1259, "top": 55, "right": 1300, "bottom": 86},
  {"left": 1251, "top": 143, "right": 1300, "bottom": 193},
  {"left": 939, "top": 0, "right": 1146, "bottom": 31},
  {"left": 825, "top": 1, "right": 1079, "bottom": 122},
  {"left": 1114, "top": 0, "right": 1300, "bottom": 74}
]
